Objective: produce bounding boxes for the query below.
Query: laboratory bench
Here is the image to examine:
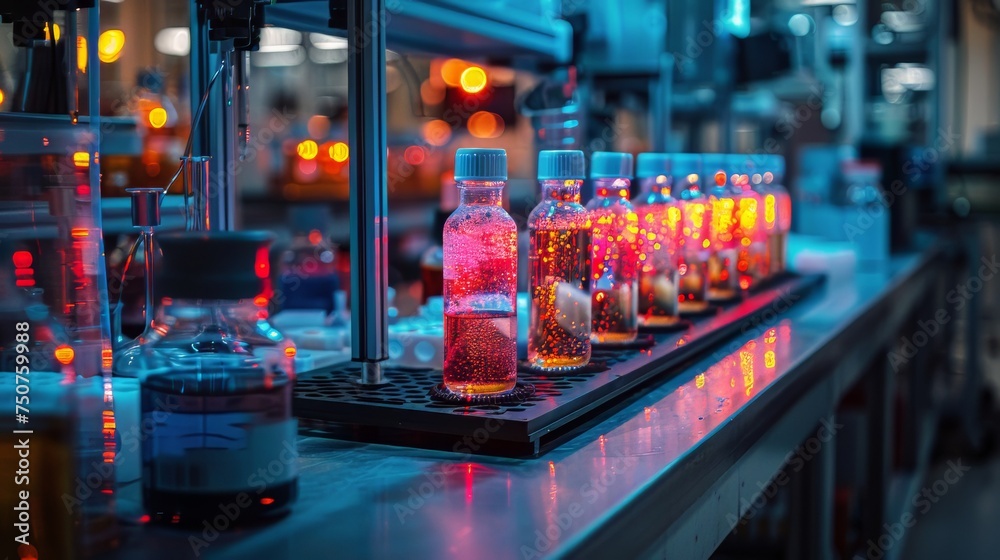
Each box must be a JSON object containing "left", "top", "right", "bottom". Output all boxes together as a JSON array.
[{"left": 105, "top": 234, "right": 959, "bottom": 560}]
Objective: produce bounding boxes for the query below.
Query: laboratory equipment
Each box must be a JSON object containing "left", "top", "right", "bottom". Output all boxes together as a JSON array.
[
  {"left": 132, "top": 231, "right": 298, "bottom": 522},
  {"left": 764, "top": 155, "right": 792, "bottom": 275},
  {"left": 443, "top": 149, "right": 517, "bottom": 396},
  {"left": 674, "top": 154, "right": 711, "bottom": 313},
  {"left": 704, "top": 154, "right": 741, "bottom": 301},
  {"left": 527, "top": 150, "right": 591, "bottom": 371},
  {"left": 587, "top": 152, "right": 639, "bottom": 345},
  {"left": 635, "top": 153, "right": 683, "bottom": 327}
]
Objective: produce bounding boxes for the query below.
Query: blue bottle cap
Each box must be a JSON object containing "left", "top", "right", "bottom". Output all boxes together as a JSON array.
[
  {"left": 538, "top": 150, "right": 585, "bottom": 180},
  {"left": 636, "top": 153, "right": 671, "bottom": 178},
  {"left": 590, "top": 151, "right": 634, "bottom": 179},
  {"left": 669, "top": 153, "right": 702, "bottom": 178},
  {"left": 454, "top": 148, "right": 507, "bottom": 182},
  {"left": 764, "top": 154, "right": 786, "bottom": 180}
]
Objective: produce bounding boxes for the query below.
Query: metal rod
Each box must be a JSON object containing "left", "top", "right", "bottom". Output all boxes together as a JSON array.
[
  {"left": 181, "top": 156, "right": 212, "bottom": 231},
  {"left": 348, "top": 0, "right": 389, "bottom": 384},
  {"left": 141, "top": 228, "right": 155, "bottom": 332}
]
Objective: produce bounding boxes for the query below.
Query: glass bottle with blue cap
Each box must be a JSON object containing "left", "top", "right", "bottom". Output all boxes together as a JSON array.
[
  {"left": 672, "top": 154, "right": 711, "bottom": 312},
  {"left": 703, "top": 153, "right": 742, "bottom": 301},
  {"left": 527, "top": 150, "right": 592, "bottom": 371},
  {"left": 586, "top": 152, "right": 640, "bottom": 344},
  {"left": 442, "top": 148, "right": 518, "bottom": 395},
  {"left": 635, "top": 153, "right": 683, "bottom": 326}
]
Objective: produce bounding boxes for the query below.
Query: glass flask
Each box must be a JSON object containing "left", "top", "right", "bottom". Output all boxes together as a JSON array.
[
  {"left": 730, "top": 155, "right": 766, "bottom": 291},
  {"left": 763, "top": 155, "right": 792, "bottom": 275},
  {"left": 704, "top": 154, "right": 741, "bottom": 301},
  {"left": 674, "top": 154, "right": 711, "bottom": 313},
  {"left": 634, "top": 153, "right": 682, "bottom": 326},
  {"left": 121, "top": 231, "right": 298, "bottom": 523},
  {"left": 586, "top": 152, "right": 639, "bottom": 345},
  {"left": 443, "top": 149, "right": 518, "bottom": 395},
  {"left": 527, "top": 150, "right": 591, "bottom": 371}
]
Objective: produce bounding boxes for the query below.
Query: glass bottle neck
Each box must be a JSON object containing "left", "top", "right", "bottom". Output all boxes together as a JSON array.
[
  {"left": 593, "top": 178, "right": 631, "bottom": 200},
  {"left": 540, "top": 179, "right": 582, "bottom": 202},
  {"left": 458, "top": 181, "right": 505, "bottom": 206}
]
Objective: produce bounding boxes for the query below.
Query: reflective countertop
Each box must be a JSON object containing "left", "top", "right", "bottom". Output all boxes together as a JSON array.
[{"left": 108, "top": 243, "right": 944, "bottom": 560}]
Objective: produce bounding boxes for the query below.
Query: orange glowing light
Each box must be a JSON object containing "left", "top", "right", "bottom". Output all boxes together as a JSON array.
[
  {"left": 12, "top": 251, "right": 32, "bottom": 269},
  {"left": 467, "top": 111, "right": 504, "bottom": 139},
  {"left": 284, "top": 347, "right": 297, "bottom": 358},
  {"left": 71, "top": 227, "right": 90, "bottom": 238},
  {"left": 421, "top": 119, "right": 452, "bottom": 147},
  {"left": 98, "top": 30, "right": 125, "bottom": 63},
  {"left": 0, "top": 89, "right": 5, "bottom": 105},
  {"left": 102, "top": 348, "right": 113, "bottom": 369},
  {"left": 308, "top": 229, "right": 323, "bottom": 245},
  {"left": 297, "top": 140, "right": 318, "bottom": 160},
  {"left": 459, "top": 66, "right": 488, "bottom": 93},
  {"left": 55, "top": 345, "right": 75, "bottom": 365},
  {"left": 420, "top": 80, "right": 446, "bottom": 105},
  {"left": 148, "top": 107, "right": 168, "bottom": 129},
  {"left": 307, "top": 115, "right": 331, "bottom": 139},
  {"left": 260, "top": 497, "right": 275, "bottom": 505},
  {"left": 403, "top": 145, "right": 425, "bottom": 165},
  {"left": 73, "top": 152, "right": 90, "bottom": 168},
  {"left": 329, "top": 141, "right": 349, "bottom": 162},
  {"left": 440, "top": 58, "right": 468, "bottom": 87},
  {"left": 548, "top": 461, "right": 556, "bottom": 475},
  {"left": 44, "top": 23, "right": 61, "bottom": 42},
  {"left": 254, "top": 295, "right": 268, "bottom": 307}
]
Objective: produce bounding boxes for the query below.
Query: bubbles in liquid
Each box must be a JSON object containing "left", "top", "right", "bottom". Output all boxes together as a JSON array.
[
  {"left": 443, "top": 310, "right": 517, "bottom": 395},
  {"left": 529, "top": 228, "right": 591, "bottom": 370}
]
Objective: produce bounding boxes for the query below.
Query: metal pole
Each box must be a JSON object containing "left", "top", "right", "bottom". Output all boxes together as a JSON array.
[{"left": 348, "top": 0, "right": 389, "bottom": 385}]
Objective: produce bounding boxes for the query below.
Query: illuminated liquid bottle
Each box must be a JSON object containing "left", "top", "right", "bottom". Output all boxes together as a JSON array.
[
  {"left": 586, "top": 152, "right": 639, "bottom": 344},
  {"left": 527, "top": 150, "right": 591, "bottom": 370},
  {"left": 635, "top": 153, "right": 682, "bottom": 326},
  {"left": 730, "top": 154, "right": 765, "bottom": 291},
  {"left": 674, "top": 154, "right": 711, "bottom": 312},
  {"left": 704, "top": 154, "right": 741, "bottom": 301},
  {"left": 443, "top": 149, "right": 518, "bottom": 395},
  {"left": 764, "top": 155, "right": 792, "bottom": 276}
]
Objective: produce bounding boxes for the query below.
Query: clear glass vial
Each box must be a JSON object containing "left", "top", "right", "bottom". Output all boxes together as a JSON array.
[
  {"left": 527, "top": 150, "right": 592, "bottom": 371},
  {"left": 674, "top": 154, "right": 711, "bottom": 313},
  {"left": 704, "top": 154, "right": 741, "bottom": 301},
  {"left": 634, "top": 153, "right": 683, "bottom": 326},
  {"left": 586, "top": 152, "right": 639, "bottom": 345},
  {"left": 443, "top": 148, "right": 518, "bottom": 395}
]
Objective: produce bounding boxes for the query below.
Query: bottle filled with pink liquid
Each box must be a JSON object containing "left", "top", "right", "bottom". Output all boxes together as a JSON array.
[
  {"left": 704, "top": 154, "right": 741, "bottom": 302},
  {"left": 586, "top": 152, "right": 639, "bottom": 345},
  {"left": 443, "top": 149, "right": 518, "bottom": 395}
]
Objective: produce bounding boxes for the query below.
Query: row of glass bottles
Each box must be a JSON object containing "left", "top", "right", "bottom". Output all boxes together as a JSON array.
[{"left": 443, "top": 149, "right": 791, "bottom": 396}]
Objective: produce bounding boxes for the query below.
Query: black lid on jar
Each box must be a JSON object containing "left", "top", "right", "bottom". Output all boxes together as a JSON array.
[{"left": 156, "top": 231, "right": 273, "bottom": 300}]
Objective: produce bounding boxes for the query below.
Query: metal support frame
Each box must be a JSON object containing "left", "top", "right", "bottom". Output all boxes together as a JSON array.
[{"left": 348, "top": 0, "right": 389, "bottom": 384}]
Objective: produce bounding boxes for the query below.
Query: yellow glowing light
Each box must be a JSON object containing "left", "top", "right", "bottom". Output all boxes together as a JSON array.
[
  {"left": 73, "top": 152, "right": 90, "bottom": 168},
  {"left": 422, "top": 119, "right": 452, "bottom": 147},
  {"left": 71, "top": 227, "right": 90, "bottom": 238},
  {"left": 297, "top": 140, "right": 319, "bottom": 160},
  {"left": 284, "top": 347, "right": 297, "bottom": 358},
  {"left": 148, "top": 107, "right": 168, "bottom": 129},
  {"left": 55, "top": 345, "right": 75, "bottom": 365},
  {"left": 77, "top": 37, "right": 88, "bottom": 72},
  {"left": 0, "top": 89, "right": 4, "bottom": 105},
  {"left": 440, "top": 58, "right": 468, "bottom": 87},
  {"left": 98, "top": 30, "right": 126, "bottom": 63},
  {"left": 695, "top": 373, "right": 706, "bottom": 389},
  {"left": 764, "top": 350, "right": 776, "bottom": 369},
  {"left": 44, "top": 23, "right": 61, "bottom": 42},
  {"left": 459, "top": 66, "right": 488, "bottom": 93},
  {"left": 764, "top": 194, "right": 776, "bottom": 228},
  {"left": 330, "top": 141, "right": 349, "bottom": 162}
]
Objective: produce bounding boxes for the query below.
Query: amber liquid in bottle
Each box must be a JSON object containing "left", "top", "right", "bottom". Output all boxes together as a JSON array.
[
  {"left": 443, "top": 309, "right": 517, "bottom": 394},
  {"left": 528, "top": 227, "right": 591, "bottom": 370},
  {"left": 587, "top": 181, "right": 639, "bottom": 345},
  {"left": 636, "top": 179, "right": 683, "bottom": 327},
  {"left": 677, "top": 190, "right": 711, "bottom": 313}
]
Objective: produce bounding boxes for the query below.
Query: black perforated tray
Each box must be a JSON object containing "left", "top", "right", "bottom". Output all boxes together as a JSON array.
[{"left": 294, "top": 273, "right": 824, "bottom": 456}]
